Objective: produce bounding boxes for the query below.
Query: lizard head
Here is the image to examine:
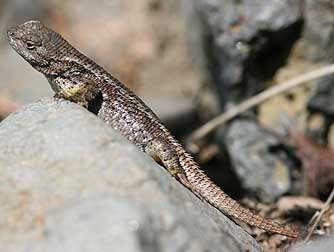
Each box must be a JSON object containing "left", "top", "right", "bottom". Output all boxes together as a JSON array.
[{"left": 7, "top": 20, "right": 62, "bottom": 72}]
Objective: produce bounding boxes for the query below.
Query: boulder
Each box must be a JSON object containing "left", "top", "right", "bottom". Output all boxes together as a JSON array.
[
  {"left": 219, "top": 118, "right": 292, "bottom": 202},
  {"left": 184, "top": 0, "right": 303, "bottom": 107},
  {"left": 0, "top": 98, "right": 261, "bottom": 252}
]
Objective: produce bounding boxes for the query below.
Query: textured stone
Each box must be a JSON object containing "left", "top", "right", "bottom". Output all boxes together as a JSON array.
[
  {"left": 307, "top": 75, "right": 334, "bottom": 144},
  {"left": 220, "top": 118, "right": 292, "bottom": 202},
  {"left": 308, "top": 75, "right": 334, "bottom": 116},
  {"left": 0, "top": 98, "right": 260, "bottom": 252},
  {"left": 303, "top": 0, "right": 334, "bottom": 62},
  {"left": 184, "top": 0, "right": 303, "bottom": 107},
  {"left": 289, "top": 237, "right": 334, "bottom": 252}
]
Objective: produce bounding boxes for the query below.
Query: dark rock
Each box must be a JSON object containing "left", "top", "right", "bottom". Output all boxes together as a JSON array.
[
  {"left": 302, "top": 0, "right": 334, "bottom": 62},
  {"left": 308, "top": 75, "right": 334, "bottom": 116},
  {"left": 307, "top": 75, "right": 334, "bottom": 144},
  {"left": 218, "top": 118, "right": 292, "bottom": 203},
  {"left": 0, "top": 98, "right": 261, "bottom": 252},
  {"left": 184, "top": 0, "right": 303, "bottom": 107}
]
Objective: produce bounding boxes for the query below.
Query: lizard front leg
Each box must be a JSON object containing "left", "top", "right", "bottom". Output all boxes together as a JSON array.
[
  {"left": 50, "top": 76, "right": 101, "bottom": 108},
  {"left": 144, "top": 137, "right": 193, "bottom": 190}
]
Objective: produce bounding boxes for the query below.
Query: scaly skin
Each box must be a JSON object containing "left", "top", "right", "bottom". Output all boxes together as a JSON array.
[{"left": 7, "top": 20, "right": 299, "bottom": 238}]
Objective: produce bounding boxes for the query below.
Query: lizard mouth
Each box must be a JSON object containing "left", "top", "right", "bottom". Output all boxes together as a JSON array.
[
  {"left": 7, "top": 28, "right": 19, "bottom": 49},
  {"left": 30, "top": 61, "right": 39, "bottom": 67},
  {"left": 30, "top": 60, "right": 50, "bottom": 69}
]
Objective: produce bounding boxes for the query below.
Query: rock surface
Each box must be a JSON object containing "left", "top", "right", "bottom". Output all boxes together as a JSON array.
[
  {"left": 307, "top": 75, "right": 334, "bottom": 144},
  {"left": 219, "top": 119, "right": 292, "bottom": 202},
  {"left": 0, "top": 98, "right": 261, "bottom": 252},
  {"left": 184, "top": 0, "right": 303, "bottom": 106},
  {"left": 289, "top": 237, "right": 334, "bottom": 252},
  {"left": 303, "top": 0, "right": 334, "bottom": 62},
  {"left": 307, "top": 75, "right": 334, "bottom": 117}
]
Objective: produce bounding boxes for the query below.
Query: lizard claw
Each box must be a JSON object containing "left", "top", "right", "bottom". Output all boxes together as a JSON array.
[{"left": 176, "top": 172, "right": 193, "bottom": 190}]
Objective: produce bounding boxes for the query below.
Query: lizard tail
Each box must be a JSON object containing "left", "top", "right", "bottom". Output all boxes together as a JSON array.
[{"left": 177, "top": 147, "right": 300, "bottom": 238}]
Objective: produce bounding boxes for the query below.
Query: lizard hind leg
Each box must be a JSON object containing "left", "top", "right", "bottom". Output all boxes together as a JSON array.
[{"left": 144, "top": 137, "right": 193, "bottom": 189}]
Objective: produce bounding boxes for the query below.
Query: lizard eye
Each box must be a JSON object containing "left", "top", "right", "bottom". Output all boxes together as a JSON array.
[{"left": 26, "top": 41, "right": 36, "bottom": 50}]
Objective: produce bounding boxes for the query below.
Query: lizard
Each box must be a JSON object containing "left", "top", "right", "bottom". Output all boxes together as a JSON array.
[{"left": 7, "top": 20, "right": 300, "bottom": 238}]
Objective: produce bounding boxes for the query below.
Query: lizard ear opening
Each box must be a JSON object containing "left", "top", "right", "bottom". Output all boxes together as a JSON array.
[
  {"left": 26, "top": 41, "right": 36, "bottom": 50},
  {"left": 87, "top": 90, "right": 103, "bottom": 115}
]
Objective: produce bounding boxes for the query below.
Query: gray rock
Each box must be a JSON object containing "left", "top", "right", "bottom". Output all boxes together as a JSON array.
[
  {"left": 184, "top": 0, "right": 303, "bottom": 107},
  {"left": 0, "top": 98, "right": 261, "bottom": 252},
  {"left": 303, "top": 0, "right": 334, "bottom": 62},
  {"left": 307, "top": 75, "right": 334, "bottom": 144},
  {"left": 220, "top": 119, "right": 292, "bottom": 202},
  {"left": 308, "top": 75, "right": 334, "bottom": 116},
  {"left": 289, "top": 237, "right": 334, "bottom": 252}
]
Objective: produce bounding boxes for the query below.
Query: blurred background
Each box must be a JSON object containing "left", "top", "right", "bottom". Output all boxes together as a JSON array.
[
  {"left": 0, "top": 0, "right": 200, "bottom": 111},
  {"left": 0, "top": 0, "right": 334, "bottom": 247}
]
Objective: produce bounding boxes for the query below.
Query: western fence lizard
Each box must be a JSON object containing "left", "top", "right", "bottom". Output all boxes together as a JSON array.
[{"left": 7, "top": 20, "right": 300, "bottom": 238}]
